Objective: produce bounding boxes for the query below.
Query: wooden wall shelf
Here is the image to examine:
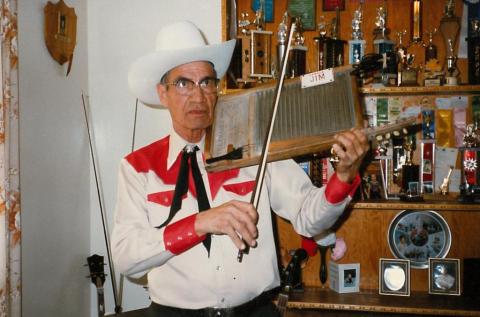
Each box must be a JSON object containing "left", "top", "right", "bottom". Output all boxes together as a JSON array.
[
  {"left": 359, "top": 85, "right": 480, "bottom": 95},
  {"left": 284, "top": 287, "right": 480, "bottom": 317},
  {"left": 351, "top": 199, "right": 480, "bottom": 212}
]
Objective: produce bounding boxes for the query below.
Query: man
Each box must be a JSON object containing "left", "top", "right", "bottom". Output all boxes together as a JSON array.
[{"left": 112, "top": 21, "right": 369, "bottom": 317}]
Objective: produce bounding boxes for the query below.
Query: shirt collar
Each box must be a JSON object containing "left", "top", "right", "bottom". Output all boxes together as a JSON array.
[{"left": 167, "top": 129, "right": 205, "bottom": 169}]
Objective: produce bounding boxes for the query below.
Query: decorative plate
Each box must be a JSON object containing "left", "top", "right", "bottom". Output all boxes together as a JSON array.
[{"left": 388, "top": 210, "right": 451, "bottom": 269}]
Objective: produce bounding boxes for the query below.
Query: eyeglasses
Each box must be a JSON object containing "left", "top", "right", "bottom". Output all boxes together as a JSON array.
[{"left": 164, "top": 77, "right": 219, "bottom": 96}]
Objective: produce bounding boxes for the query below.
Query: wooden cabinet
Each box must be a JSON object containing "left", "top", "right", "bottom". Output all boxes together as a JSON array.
[{"left": 276, "top": 201, "right": 480, "bottom": 316}]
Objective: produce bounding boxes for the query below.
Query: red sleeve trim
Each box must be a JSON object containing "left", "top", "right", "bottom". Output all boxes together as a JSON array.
[
  {"left": 164, "top": 214, "right": 205, "bottom": 255},
  {"left": 324, "top": 173, "right": 361, "bottom": 204}
]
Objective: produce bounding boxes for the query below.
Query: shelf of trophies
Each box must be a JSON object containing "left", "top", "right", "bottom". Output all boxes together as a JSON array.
[{"left": 221, "top": 0, "right": 479, "bottom": 90}]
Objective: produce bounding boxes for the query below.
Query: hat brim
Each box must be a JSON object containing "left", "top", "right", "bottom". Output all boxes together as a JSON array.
[{"left": 128, "top": 39, "right": 236, "bottom": 107}]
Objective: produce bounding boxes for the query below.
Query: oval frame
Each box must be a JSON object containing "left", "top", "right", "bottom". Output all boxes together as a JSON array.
[{"left": 388, "top": 209, "right": 451, "bottom": 269}]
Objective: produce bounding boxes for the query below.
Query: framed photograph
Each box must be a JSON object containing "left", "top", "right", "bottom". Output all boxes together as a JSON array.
[
  {"left": 379, "top": 258, "right": 410, "bottom": 296},
  {"left": 329, "top": 262, "right": 360, "bottom": 293},
  {"left": 322, "top": 0, "right": 345, "bottom": 11},
  {"left": 429, "top": 258, "right": 461, "bottom": 296},
  {"left": 388, "top": 209, "right": 451, "bottom": 269},
  {"left": 408, "top": 181, "right": 419, "bottom": 196},
  {"left": 361, "top": 161, "right": 386, "bottom": 200},
  {"left": 288, "top": 0, "right": 316, "bottom": 30}
]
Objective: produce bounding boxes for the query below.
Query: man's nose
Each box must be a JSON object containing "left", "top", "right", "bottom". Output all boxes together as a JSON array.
[{"left": 190, "top": 84, "right": 207, "bottom": 99}]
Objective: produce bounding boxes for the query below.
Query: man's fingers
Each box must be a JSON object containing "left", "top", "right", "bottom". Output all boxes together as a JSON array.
[
  {"left": 224, "top": 226, "right": 246, "bottom": 250},
  {"left": 229, "top": 200, "right": 258, "bottom": 224},
  {"left": 227, "top": 216, "right": 257, "bottom": 247}
]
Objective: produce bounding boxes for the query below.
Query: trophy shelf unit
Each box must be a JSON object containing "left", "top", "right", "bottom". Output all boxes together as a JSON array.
[{"left": 222, "top": 0, "right": 469, "bottom": 85}]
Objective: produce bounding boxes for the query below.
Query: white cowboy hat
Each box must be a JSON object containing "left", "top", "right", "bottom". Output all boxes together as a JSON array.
[{"left": 128, "top": 21, "right": 236, "bottom": 107}]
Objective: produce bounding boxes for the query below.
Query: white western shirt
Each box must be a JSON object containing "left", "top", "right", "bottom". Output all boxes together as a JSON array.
[{"left": 111, "top": 130, "right": 359, "bottom": 309}]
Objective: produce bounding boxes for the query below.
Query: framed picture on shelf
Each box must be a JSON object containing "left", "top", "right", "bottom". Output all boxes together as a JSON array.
[
  {"left": 428, "top": 258, "right": 461, "bottom": 296},
  {"left": 329, "top": 262, "right": 360, "bottom": 293},
  {"left": 379, "top": 258, "right": 410, "bottom": 296},
  {"left": 361, "top": 160, "right": 386, "bottom": 200}
]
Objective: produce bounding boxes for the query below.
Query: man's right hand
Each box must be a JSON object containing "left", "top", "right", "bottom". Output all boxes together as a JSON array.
[{"left": 194, "top": 200, "right": 258, "bottom": 250}]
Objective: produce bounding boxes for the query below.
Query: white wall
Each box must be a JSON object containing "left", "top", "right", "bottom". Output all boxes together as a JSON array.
[
  {"left": 87, "top": 1, "right": 222, "bottom": 314},
  {"left": 18, "top": 1, "right": 90, "bottom": 316}
]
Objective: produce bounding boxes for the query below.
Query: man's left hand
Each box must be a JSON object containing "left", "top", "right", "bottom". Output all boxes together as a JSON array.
[{"left": 331, "top": 128, "right": 369, "bottom": 183}]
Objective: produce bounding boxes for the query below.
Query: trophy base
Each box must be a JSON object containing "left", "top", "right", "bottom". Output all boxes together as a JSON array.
[
  {"left": 445, "top": 76, "right": 458, "bottom": 86},
  {"left": 399, "top": 69, "right": 418, "bottom": 86},
  {"left": 424, "top": 78, "right": 442, "bottom": 86},
  {"left": 458, "top": 193, "right": 480, "bottom": 204},
  {"left": 348, "top": 40, "right": 366, "bottom": 65},
  {"left": 373, "top": 39, "right": 394, "bottom": 55},
  {"left": 402, "top": 164, "right": 420, "bottom": 194}
]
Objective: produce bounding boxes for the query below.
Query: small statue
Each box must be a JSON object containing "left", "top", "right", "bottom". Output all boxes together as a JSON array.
[
  {"left": 351, "top": 4, "right": 363, "bottom": 40},
  {"left": 238, "top": 12, "right": 251, "bottom": 34},
  {"left": 439, "top": 166, "right": 453, "bottom": 195},
  {"left": 317, "top": 16, "right": 327, "bottom": 37},
  {"left": 375, "top": 5, "right": 387, "bottom": 31},
  {"left": 277, "top": 11, "right": 288, "bottom": 43},
  {"left": 292, "top": 17, "right": 305, "bottom": 46},
  {"left": 403, "top": 136, "right": 415, "bottom": 166},
  {"left": 253, "top": 3, "right": 265, "bottom": 30},
  {"left": 444, "top": 0, "right": 455, "bottom": 18}
]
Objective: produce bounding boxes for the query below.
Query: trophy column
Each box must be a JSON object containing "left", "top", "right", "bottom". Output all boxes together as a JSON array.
[
  {"left": 348, "top": 2, "right": 365, "bottom": 65},
  {"left": 439, "top": 0, "right": 461, "bottom": 86},
  {"left": 459, "top": 124, "right": 480, "bottom": 203}
]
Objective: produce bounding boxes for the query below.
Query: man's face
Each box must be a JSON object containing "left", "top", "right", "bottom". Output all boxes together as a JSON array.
[{"left": 157, "top": 61, "right": 217, "bottom": 142}]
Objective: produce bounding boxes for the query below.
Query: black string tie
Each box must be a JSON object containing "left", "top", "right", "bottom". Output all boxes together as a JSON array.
[{"left": 157, "top": 145, "right": 211, "bottom": 255}]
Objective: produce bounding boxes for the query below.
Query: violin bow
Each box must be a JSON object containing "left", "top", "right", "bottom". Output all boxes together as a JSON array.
[
  {"left": 238, "top": 21, "right": 297, "bottom": 262},
  {"left": 82, "top": 92, "right": 123, "bottom": 313}
]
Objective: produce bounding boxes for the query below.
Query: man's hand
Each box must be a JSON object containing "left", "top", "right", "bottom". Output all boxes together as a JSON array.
[
  {"left": 331, "top": 128, "right": 370, "bottom": 183},
  {"left": 194, "top": 200, "right": 258, "bottom": 250}
]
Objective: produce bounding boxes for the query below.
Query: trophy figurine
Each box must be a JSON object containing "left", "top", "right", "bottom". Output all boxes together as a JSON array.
[
  {"left": 401, "top": 136, "right": 420, "bottom": 197},
  {"left": 348, "top": 1, "right": 366, "bottom": 65},
  {"left": 277, "top": 11, "right": 288, "bottom": 73},
  {"left": 373, "top": 1, "right": 394, "bottom": 55},
  {"left": 467, "top": 19, "right": 480, "bottom": 84},
  {"left": 439, "top": 0, "right": 460, "bottom": 85}
]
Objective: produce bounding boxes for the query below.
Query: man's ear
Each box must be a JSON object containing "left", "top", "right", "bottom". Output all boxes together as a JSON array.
[{"left": 156, "top": 83, "right": 168, "bottom": 107}]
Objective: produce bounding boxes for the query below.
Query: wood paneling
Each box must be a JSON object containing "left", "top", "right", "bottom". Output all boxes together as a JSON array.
[{"left": 276, "top": 205, "right": 480, "bottom": 292}]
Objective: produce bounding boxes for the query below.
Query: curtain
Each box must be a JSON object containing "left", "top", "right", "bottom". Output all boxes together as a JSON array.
[{"left": 0, "top": 0, "right": 21, "bottom": 316}]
